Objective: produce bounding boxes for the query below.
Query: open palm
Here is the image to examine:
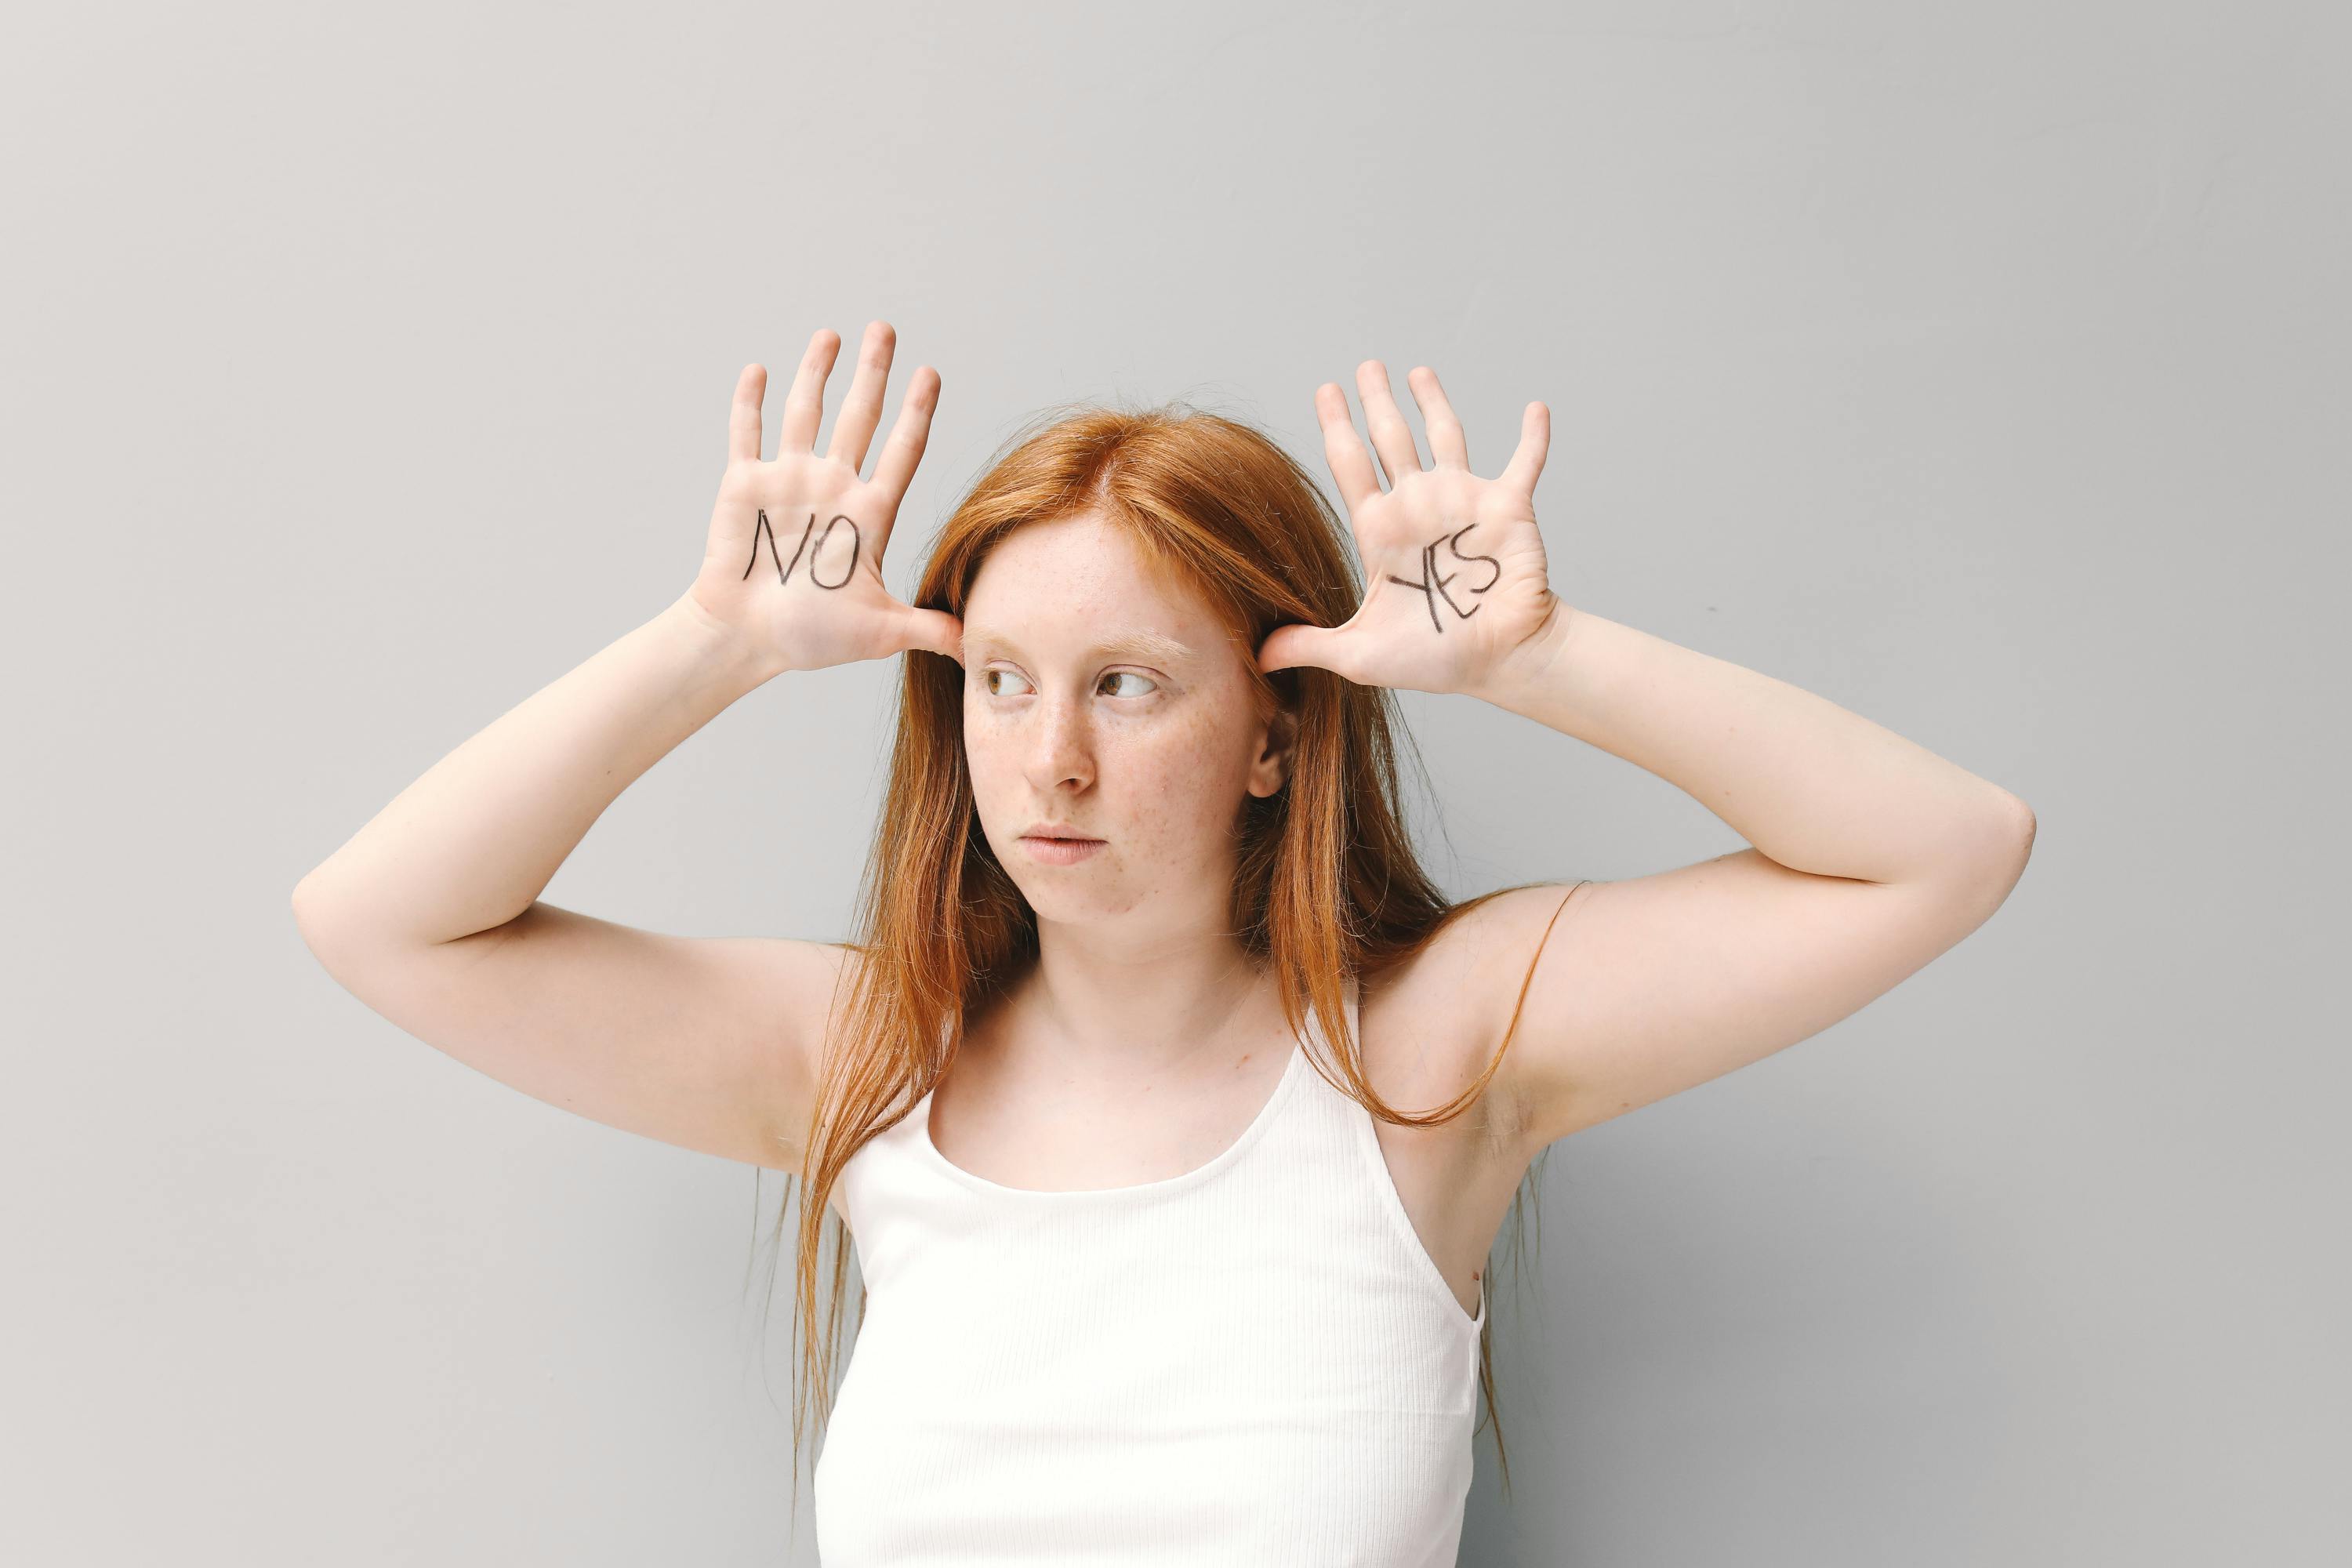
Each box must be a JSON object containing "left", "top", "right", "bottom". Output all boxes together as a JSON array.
[
  {"left": 1259, "top": 361, "right": 1560, "bottom": 697},
  {"left": 687, "top": 325, "right": 962, "bottom": 677}
]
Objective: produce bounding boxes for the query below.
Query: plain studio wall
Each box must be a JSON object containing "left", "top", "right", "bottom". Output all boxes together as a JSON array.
[{"left": 4, "top": 2, "right": 2343, "bottom": 1563}]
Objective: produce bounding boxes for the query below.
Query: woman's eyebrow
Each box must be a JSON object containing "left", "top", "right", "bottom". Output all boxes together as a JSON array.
[{"left": 964, "top": 629, "right": 1194, "bottom": 664}]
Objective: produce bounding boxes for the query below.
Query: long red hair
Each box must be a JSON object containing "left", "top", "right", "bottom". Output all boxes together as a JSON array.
[{"left": 760, "top": 398, "right": 1578, "bottom": 1521}]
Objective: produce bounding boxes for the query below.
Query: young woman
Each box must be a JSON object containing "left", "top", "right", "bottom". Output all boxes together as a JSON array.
[{"left": 292, "top": 321, "right": 2034, "bottom": 1565}]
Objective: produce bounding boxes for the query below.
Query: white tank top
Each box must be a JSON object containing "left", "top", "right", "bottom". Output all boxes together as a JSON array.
[{"left": 813, "top": 972, "right": 1489, "bottom": 1566}]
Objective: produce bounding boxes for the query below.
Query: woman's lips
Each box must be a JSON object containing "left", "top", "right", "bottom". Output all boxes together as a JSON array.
[{"left": 1019, "top": 834, "right": 1105, "bottom": 865}]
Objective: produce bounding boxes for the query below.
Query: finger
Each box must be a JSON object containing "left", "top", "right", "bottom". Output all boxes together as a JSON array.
[
  {"left": 779, "top": 328, "right": 841, "bottom": 454},
  {"left": 1355, "top": 360, "right": 1424, "bottom": 488},
  {"left": 728, "top": 363, "right": 767, "bottom": 464},
  {"left": 1496, "top": 401, "right": 1552, "bottom": 499},
  {"left": 826, "top": 320, "right": 897, "bottom": 475},
  {"left": 866, "top": 364, "right": 942, "bottom": 519},
  {"left": 1407, "top": 366, "right": 1469, "bottom": 470},
  {"left": 1316, "top": 383, "right": 1383, "bottom": 514}
]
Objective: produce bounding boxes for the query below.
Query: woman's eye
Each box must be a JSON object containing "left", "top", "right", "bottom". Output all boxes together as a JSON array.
[{"left": 980, "top": 669, "right": 1156, "bottom": 698}]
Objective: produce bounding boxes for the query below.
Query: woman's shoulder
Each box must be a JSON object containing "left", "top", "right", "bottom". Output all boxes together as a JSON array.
[{"left": 1359, "top": 884, "right": 1593, "bottom": 1138}]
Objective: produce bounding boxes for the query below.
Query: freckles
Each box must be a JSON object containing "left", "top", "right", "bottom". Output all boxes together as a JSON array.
[{"left": 1145, "top": 711, "right": 1249, "bottom": 821}]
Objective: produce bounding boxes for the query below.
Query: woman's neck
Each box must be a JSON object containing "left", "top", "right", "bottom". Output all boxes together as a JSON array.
[{"left": 989, "top": 932, "right": 1273, "bottom": 1079}]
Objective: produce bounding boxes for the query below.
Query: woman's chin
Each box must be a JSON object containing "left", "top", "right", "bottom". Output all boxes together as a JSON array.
[
  {"left": 1021, "top": 887, "right": 1105, "bottom": 921},
  {"left": 1014, "top": 879, "right": 1143, "bottom": 926}
]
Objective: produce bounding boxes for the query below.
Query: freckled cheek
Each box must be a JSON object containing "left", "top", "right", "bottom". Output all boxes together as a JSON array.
[{"left": 1132, "top": 715, "right": 1251, "bottom": 834}]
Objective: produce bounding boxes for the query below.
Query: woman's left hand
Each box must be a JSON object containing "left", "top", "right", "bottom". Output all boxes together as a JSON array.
[{"left": 1258, "top": 361, "right": 1565, "bottom": 698}]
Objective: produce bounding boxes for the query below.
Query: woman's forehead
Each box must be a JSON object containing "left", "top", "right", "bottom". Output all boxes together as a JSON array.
[
  {"left": 968, "top": 510, "right": 1151, "bottom": 584},
  {"left": 964, "top": 516, "right": 1225, "bottom": 656}
]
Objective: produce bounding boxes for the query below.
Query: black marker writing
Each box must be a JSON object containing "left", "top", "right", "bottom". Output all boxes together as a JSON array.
[
  {"left": 742, "top": 509, "right": 862, "bottom": 589},
  {"left": 1385, "top": 524, "right": 1504, "bottom": 633}
]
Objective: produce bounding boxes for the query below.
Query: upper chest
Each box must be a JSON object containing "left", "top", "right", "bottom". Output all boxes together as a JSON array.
[{"left": 837, "top": 954, "right": 1535, "bottom": 1317}]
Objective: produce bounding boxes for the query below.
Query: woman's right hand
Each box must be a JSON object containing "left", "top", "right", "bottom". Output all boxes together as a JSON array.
[{"left": 684, "top": 322, "right": 964, "bottom": 677}]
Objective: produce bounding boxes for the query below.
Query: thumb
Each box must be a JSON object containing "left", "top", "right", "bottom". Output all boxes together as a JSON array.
[
  {"left": 897, "top": 606, "right": 965, "bottom": 663},
  {"left": 1257, "top": 622, "right": 1348, "bottom": 679}
]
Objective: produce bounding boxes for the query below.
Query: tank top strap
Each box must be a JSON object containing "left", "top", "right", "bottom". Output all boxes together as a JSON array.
[{"left": 1280, "top": 971, "right": 1490, "bottom": 1332}]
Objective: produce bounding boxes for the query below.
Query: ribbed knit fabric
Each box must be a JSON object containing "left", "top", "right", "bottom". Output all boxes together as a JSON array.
[{"left": 812, "top": 972, "right": 1488, "bottom": 1566}]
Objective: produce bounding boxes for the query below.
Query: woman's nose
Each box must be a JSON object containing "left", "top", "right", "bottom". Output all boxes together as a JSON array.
[{"left": 1023, "top": 697, "right": 1094, "bottom": 792}]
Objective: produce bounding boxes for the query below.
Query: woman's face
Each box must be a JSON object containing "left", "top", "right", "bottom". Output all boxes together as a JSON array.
[{"left": 960, "top": 511, "right": 1290, "bottom": 938}]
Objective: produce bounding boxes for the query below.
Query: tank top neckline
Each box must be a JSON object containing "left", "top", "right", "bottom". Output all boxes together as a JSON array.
[{"left": 908, "top": 980, "right": 1343, "bottom": 1202}]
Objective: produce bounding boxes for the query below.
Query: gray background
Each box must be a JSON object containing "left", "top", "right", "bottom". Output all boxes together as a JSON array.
[{"left": 5, "top": 1, "right": 2343, "bottom": 1563}]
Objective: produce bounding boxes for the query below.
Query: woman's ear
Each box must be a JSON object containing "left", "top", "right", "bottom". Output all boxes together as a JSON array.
[{"left": 1248, "top": 705, "right": 1298, "bottom": 798}]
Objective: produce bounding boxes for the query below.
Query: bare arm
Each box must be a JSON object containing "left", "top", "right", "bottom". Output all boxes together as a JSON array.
[
  {"left": 292, "top": 323, "right": 961, "bottom": 1170},
  {"left": 1458, "top": 608, "right": 2033, "bottom": 1151},
  {"left": 293, "top": 596, "right": 777, "bottom": 950},
  {"left": 290, "top": 597, "right": 841, "bottom": 1169},
  {"left": 1264, "top": 359, "right": 2032, "bottom": 1156}
]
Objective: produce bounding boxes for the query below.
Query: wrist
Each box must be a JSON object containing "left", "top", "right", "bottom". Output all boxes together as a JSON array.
[
  {"left": 1465, "top": 598, "right": 1583, "bottom": 709},
  {"left": 660, "top": 590, "right": 789, "bottom": 689}
]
